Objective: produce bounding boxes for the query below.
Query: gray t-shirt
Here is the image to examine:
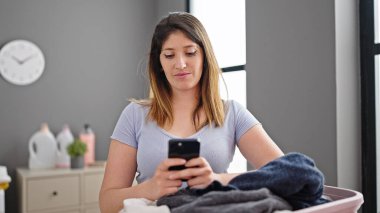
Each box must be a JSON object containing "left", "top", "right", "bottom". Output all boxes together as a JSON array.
[{"left": 111, "top": 99, "right": 259, "bottom": 183}]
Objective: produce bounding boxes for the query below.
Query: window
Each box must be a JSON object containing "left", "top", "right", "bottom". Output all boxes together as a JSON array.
[{"left": 189, "top": 0, "right": 247, "bottom": 173}]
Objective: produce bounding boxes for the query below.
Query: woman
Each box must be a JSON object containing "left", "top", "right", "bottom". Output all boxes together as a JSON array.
[{"left": 99, "top": 12, "right": 284, "bottom": 213}]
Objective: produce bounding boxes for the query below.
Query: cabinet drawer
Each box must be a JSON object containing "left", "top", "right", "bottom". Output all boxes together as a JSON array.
[
  {"left": 53, "top": 211, "right": 80, "bottom": 213},
  {"left": 83, "top": 173, "right": 103, "bottom": 204},
  {"left": 27, "top": 175, "right": 80, "bottom": 211},
  {"left": 84, "top": 207, "right": 101, "bottom": 213}
]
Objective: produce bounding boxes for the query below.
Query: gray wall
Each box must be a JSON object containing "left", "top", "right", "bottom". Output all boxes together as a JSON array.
[
  {"left": 157, "top": 0, "right": 186, "bottom": 21},
  {"left": 0, "top": 0, "right": 361, "bottom": 212},
  {"left": 0, "top": 0, "right": 158, "bottom": 211},
  {"left": 246, "top": 0, "right": 360, "bottom": 191},
  {"left": 246, "top": 0, "right": 337, "bottom": 186}
]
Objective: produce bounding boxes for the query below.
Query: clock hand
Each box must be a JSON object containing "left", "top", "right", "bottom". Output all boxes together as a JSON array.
[
  {"left": 11, "top": 55, "right": 22, "bottom": 65},
  {"left": 20, "top": 54, "right": 37, "bottom": 65}
]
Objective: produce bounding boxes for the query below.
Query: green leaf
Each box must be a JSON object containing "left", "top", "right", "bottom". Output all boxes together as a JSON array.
[{"left": 67, "top": 138, "right": 87, "bottom": 157}]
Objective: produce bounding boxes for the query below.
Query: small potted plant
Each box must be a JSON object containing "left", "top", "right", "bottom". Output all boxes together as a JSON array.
[{"left": 67, "top": 138, "right": 87, "bottom": 169}]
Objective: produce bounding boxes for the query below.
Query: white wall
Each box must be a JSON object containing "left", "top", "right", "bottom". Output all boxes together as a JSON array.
[{"left": 335, "top": 0, "right": 361, "bottom": 191}]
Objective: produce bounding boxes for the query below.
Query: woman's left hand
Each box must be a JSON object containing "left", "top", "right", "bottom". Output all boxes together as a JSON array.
[{"left": 169, "top": 157, "right": 220, "bottom": 189}]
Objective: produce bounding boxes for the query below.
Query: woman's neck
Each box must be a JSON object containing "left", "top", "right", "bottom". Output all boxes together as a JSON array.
[
  {"left": 165, "top": 88, "right": 205, "bottom": 135},
  {"left": 171, "top": 88, "right": 199, "bottom": 110}
]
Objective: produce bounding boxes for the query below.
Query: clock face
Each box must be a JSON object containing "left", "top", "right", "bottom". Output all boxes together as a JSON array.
[{"left": 0, "top": 40, "right": 45, "bottom": 86}]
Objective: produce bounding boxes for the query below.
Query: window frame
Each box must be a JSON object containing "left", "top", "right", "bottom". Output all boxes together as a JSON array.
[{"left": 360, "top": 0, "right": 377, "bottom": 212}]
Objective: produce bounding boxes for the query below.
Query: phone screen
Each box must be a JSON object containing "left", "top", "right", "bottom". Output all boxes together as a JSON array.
[{"left": 168, "top": 138, "right": 200, "bottom": 171}]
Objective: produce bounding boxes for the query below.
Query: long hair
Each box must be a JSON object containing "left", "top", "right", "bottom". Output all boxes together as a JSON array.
[{"left": 142, "top": 12, "right": 225, "bottom": 130}]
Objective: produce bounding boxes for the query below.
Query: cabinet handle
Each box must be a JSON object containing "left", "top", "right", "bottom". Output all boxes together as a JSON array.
[{"left": 52, "top": 191, "right": 58, "bottom": 196}]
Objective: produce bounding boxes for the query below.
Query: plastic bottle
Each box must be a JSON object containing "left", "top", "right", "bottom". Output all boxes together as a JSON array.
[
  {"left": 0, "top": 166, "right": 11, "bottom": 213},
  {"left": 28, "top": 123, "right": 58, "bottom": 169},
  {"left": 79, "top": 124, "right": 95, "bottom": 166},
  {"left": 56, "top": 125, "right": 74, "bottom": 168}
]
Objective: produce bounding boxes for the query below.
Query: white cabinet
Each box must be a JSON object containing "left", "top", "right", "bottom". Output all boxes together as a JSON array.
[{"left": 17, "top": 167, "right": 104, "bottom": 213}]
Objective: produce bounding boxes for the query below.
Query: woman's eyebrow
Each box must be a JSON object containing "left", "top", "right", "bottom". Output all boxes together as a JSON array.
[
  {"left": 184, "top": 44, "right": 197, "bottom": 48},
  {"left": 162, "top": 47, "right": 174, "bottom": 51},
  {"left": 162, "top": 44, "right": 198, "bottom": 51}
]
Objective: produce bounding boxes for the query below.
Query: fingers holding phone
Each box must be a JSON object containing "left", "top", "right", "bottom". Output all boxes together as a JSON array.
[
  {"left": 184, "top": 157, "right": 218, "bottom": 188},
  {"left": 167, "top": 138, "right": 218, "bottom": 188},
  {"left": 157, "top": 158, "right": 187, "bottom": 172},
  {"left": 171, "top": 157, "right": 218, "bottom": 189},
  {"left": 145, "top": 158, "right": 186, "bottom": 200}
]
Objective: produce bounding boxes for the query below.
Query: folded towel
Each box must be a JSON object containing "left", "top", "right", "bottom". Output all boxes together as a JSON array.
[
  {"left": 229, "top": 152, "right": 330, "bottom": 209},
  {"left": 157, "top": 181, "right": 237, "bottom": 208},
  {"left": 157, "top": 181, "right": 292, "bottom": 212}
]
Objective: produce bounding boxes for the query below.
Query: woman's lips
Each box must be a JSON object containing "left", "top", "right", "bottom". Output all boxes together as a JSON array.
[{"left": 174, "top": 72, "right": 191, "bottom": 78}]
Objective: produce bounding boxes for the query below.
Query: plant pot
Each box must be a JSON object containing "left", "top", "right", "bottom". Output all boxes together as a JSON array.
[{"left": 71, "top": 156, "right": 84, "bottom": 169}]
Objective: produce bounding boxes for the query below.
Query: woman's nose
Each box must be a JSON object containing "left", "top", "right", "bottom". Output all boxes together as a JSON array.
[{"left": 175, "top": 55, "right": 187, "bottom": 70}]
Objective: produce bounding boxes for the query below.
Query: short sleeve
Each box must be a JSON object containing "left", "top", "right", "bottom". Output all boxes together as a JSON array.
[
  {"left": 230, "top": 100, "right": 260, "bottom": 143},
  {"left": 110, "top": 103, "right": 138, "bottom": 148}
]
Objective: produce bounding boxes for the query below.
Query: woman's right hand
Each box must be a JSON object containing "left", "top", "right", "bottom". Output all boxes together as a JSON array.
[{"left": 143, "top": 158, "right": 186, "bottom": 200}]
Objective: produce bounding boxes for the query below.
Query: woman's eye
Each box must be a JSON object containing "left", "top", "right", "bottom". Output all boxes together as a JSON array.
[
  {"left": 164, "top": 54, "right": 174, "bottom": 59},
  {"left": 186, "top": 51, "right": 197, "bottom": 56}
]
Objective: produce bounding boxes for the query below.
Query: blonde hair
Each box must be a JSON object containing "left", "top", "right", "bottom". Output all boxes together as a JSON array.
[{"left": 136, "top": 12, "right": 225, "bottom": 130}]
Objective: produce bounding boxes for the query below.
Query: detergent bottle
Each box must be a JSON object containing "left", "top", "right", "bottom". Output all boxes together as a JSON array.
[
  {"left": 79, "top": 124, "right": 95, "bottom": 166},
  {"left": 56, "top": 125, "right": 74, "bottom": 168},
  {"left": 0, "top": 166, "right": 11, "bottom": 213},
  {"left": 28, "top": 123, "right": 58, "bottom": 169}
]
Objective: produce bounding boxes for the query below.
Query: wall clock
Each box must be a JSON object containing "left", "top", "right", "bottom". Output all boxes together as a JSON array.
[{"left": 0, "top": 40, "right": 45, "bottom": 86}]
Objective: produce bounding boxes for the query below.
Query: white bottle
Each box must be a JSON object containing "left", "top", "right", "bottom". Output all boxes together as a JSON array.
[
  {"left": 0, "top": 166, "right": 11, "bottom": 213},
  {"left": 56, "top": 125, "right": 74, "bottom": 168},
  {"left": 28, "top": 123, "right": 58, "bottom": 169}
]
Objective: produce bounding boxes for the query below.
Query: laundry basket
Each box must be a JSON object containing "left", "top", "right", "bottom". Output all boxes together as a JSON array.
[{"left": 292, "top": 185, "right": 363, "bottom": 213}]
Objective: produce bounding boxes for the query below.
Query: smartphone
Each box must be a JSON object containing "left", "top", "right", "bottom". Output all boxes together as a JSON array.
[{"left": 168, "top": 138, "right": 200, "bottom": 171}]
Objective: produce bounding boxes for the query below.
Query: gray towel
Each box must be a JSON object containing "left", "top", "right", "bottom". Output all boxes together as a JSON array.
[
  {"left": 157, "top": 180, "right": 238, "bottom": 209},
  {"left": 167, "top": 188, "right": 292, "bottom": 213}
]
